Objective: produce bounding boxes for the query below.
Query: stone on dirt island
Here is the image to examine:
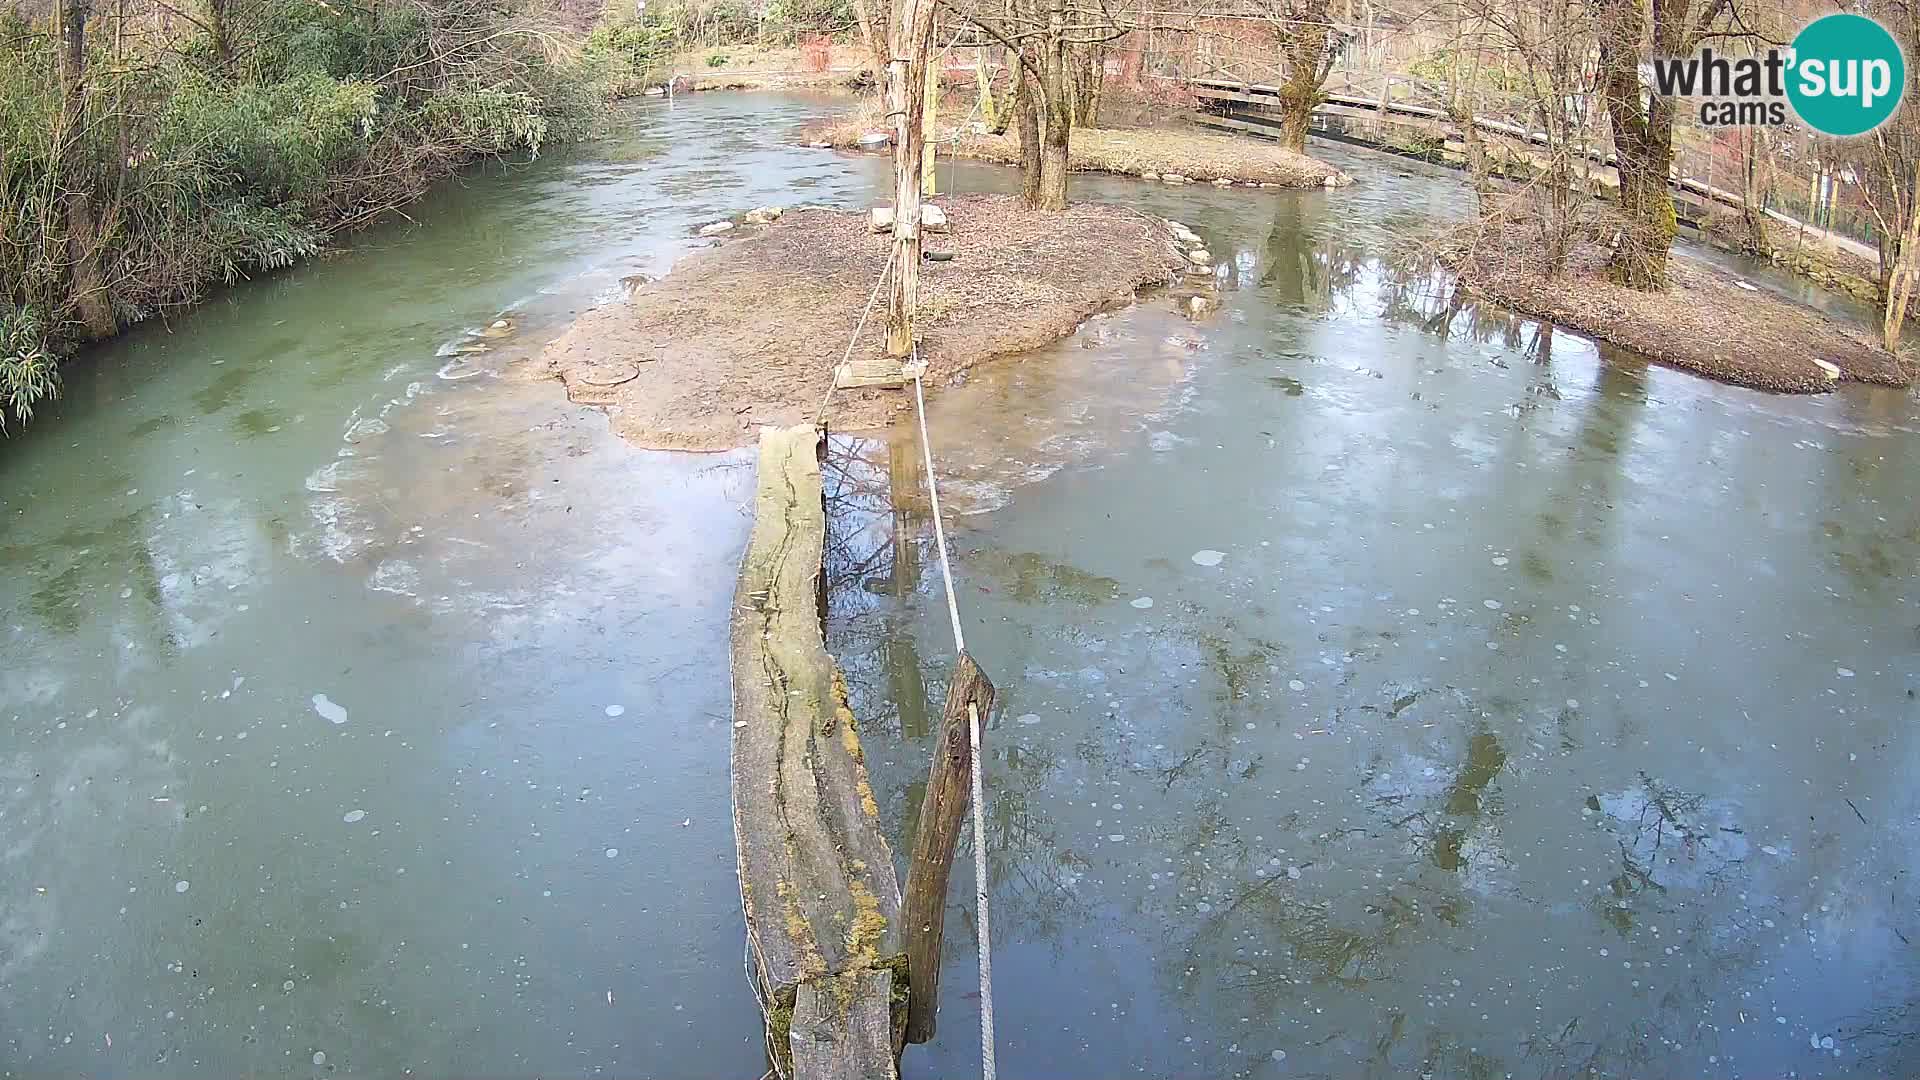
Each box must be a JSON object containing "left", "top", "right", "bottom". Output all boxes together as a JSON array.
[
  {"left": 698, "top": 220, "right": 735, "bottom": 236},
  {"left": 921, "top": 205, "right": 948, "bottom": 233},
  {"left": 868, "top": 206, "right": 894, "bottom": 233},
  {"left": 745, "top": 206, "right": 785, "bottom": 225}
]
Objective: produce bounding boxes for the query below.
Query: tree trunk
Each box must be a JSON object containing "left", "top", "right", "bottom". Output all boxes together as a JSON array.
[
  {"left": 57, "top": 0, "right": 115, "bottom": 341},
  {"left": 884, "top": 0, "right": 939, "bottom": 357},
  {"left": 1068, "top": 42, "right": 1103, "bottom": 128},
  {"left": 1037, "top": 85, "right": 1069, "bottom": 209},
  {"left": 922, "top": 31, "right": 938, "bottom": 198},
  {"left": 206, "top": 0, "right": 229, "bottom": 70},
  {"left": 976, "top": 48, "right": 998, "bottom": 131},
  {"left": 1591, "top": 0, "right": 1675, "bottom": 290},
  {"left": 1884, "top": 193, "right": 1920, "bottom": 352},
  {"left": 1032, "top": 0, "right": 1069, "bottom": 210},
  {"left": 1275, "top": 0, "right": 1333, "bottom": 153},
  {"left": 886, "top": 57, "right": 925, "bottom": 357},
  {"left": 1738, "top": 129, "right": 1772, "bottom": 255},
  {"left": 1013, "top": 61, "right": 1042, "bottom": 208},
  {"left": 850, "top": 0, "right": 891, "bottom": 89}
]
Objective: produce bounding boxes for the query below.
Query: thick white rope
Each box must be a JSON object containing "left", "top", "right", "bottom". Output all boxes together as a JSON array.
[
  {"left": 912, "top": 369, "right": 967, "bottom": 655},
  {"left": 911, "top": 361, "right": 995, "bottom": 1080}
]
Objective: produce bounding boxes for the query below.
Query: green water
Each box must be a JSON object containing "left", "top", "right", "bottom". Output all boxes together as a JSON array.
[
  {"left": 0, "top": 93, "right": 879, "bottom": 1078},
  {"left": 5, "top": 92, "right": 1918, "bottom": 1079},
  {"left": 833, "top": 164, "right": 1920, "bottom": 1078}
]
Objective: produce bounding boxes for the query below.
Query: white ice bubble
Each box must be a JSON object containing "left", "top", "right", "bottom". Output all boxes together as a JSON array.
[
  {"left": 312, "top": 694, "right": 348, "bottom": 725},
  {"left": 605, "top": 847, "right": 619, "bottom": 858},
  {"left": 1190, "top": 549, "right": 1225, "bottom": 567},
  {"left": 343, "top": 809, "right": 366, "bottom": 823},
  {"left": 174, "top": 880, "right": 190, "bottom": 893},
  {"left": 1483, "top": 599, "right": 1502, "bottom": 610},
  {"left": 1016, "top": 713, "right": 1041, "bottom": 725},
  {"left": 1130, "top": 597, "right": 1155, "bottom": 609},
  {"left": 605, "top": 704, "right": 626, "bottom": 717},
  {"left": 1837, "top": 667, "right": 1856, "bottom": 678},
  {"left": 1288, "top": 680, "right": 1306, "bottom": 692}
]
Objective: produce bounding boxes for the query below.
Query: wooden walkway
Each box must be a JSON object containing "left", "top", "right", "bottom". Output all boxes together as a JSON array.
[
  {"left": 731, "top": 425, "right": 905, "bottom": 1080},
  {"left": 1180, "top": 74, "right": 1872, "bottom": 258}
]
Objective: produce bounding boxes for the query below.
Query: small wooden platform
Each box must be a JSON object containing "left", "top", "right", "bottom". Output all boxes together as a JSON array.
[{"left": 731, "top": 425, "right": 907, "bottom": 1080}]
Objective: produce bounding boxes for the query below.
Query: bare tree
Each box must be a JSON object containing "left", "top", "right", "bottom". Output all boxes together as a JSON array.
[
  {"left": 55, "top": 0, "right": 116, "bottom": 338},
  {"left": 1264, "top": 0, "right": 1339, "bottom": 152},
  {"left": 1836, "top": 0, "right": 1920, "bottom": 351},
  {"left": 948, "top": 0, "right": 1156, "bottom": 208},
  {"left": 852, "top": 0, "right": 940, "bottom": 354},
  {"left": 1584, "top": 0, "right": 1751, "bottom": 289}
]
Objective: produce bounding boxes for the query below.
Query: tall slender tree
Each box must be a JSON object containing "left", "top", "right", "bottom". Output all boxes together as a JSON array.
[{"left": 1584, "top": 0, "right": 1748, "bottom": 289}]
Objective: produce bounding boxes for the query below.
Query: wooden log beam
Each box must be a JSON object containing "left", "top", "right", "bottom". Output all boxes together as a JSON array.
[
  {"left": 792, "top": 971, "right": 899, "bottom": 1080},
  {"left": 901, "top": 651, "right": 996, "bottom": 1044},
  {"left": 731, "top": 425, "right": 907, "bottom": 1080}
]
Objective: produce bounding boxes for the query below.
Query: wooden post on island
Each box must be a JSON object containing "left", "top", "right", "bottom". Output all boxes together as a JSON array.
[
  {"left": 901, "top": 650, "right": 996, "bottom": 1044},
  {"left": 883, "top": 0, "right": 938, "bottom": 358},
  {"left": 922, "top": 11, "right": 939, "bottom": 199}
]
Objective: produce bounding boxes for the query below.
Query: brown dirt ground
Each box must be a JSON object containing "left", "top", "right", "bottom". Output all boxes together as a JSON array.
[
  {"left": 800, "top": 102, "right": 1350, "bottom": 189},
  {"left": 534, "top": 194, "right": 1185, "bottom": 450},
  {"left": 1443, "top": 217, "right": 1912, "bottom": 393},
  {"left": 672, "top": 43, "right": 868, "bottom": 90}
]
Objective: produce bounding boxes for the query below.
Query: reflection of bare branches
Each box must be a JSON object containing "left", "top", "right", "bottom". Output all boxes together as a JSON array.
[{"left": 1157, "top": 743, "right": 1212, "bottom": 792}]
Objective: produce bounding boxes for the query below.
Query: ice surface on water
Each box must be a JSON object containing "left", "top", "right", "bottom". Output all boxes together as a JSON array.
[{"left": 312, "top": 694, "right": 348, "bottom": 724}]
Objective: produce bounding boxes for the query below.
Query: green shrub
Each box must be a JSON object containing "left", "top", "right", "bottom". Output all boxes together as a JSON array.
[
  {"left": 0, "top": 305, "right": 58, "bottom": 432},
  {"left": 586, "top": 13, "right": 679, "bottom": 92},
  {"left": 0, "top": 0, "right": 609, "bottom": 428}
]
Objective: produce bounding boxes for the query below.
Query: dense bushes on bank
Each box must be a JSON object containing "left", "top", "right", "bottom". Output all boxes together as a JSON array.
[{"left": 0, "top": 0, "right": 617, "bottom": 430}]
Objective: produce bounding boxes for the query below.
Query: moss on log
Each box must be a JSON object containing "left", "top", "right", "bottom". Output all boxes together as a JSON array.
[{"left": 731, "top": 425, "right": 906, "bottom": 1080}]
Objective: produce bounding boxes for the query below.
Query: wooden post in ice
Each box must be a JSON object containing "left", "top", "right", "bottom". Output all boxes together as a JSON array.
[{"left": 900, "top": 650, "right": 995, "bottom": 1044}]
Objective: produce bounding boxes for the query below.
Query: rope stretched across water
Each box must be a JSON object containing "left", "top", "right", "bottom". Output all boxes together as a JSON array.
[
  {"left": 814, "top": 244, "right": 901, "bottom": 424},
  {"left": 910, "top": 350, "right": 996, "bottom": 1080},
  {"left": 816, "top": 242, "right": 997, "bottom": 1080}
]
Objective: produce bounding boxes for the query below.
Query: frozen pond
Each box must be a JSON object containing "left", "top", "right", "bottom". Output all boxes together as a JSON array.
[
  {"left": 831, "top": 157, "right": 1920, "bottom": 1078},
  {"left": 4, "top": 90, "right": 1917, "bottom": 1078}
]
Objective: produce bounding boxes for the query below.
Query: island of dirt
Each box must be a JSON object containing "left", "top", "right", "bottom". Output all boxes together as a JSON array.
[
  {"left": 1443, "top": 215, "right": 1912, "bottom": 393},
  {"left": 801, "top": 103, "right": 1350, "bottom": 189},
  {"left": 536, "top": 194, "right": 1189, "bottom": 450}
]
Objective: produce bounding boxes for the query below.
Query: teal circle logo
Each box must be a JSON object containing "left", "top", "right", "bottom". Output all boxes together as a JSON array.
[{"left": 1787, "top": 13, "right": 1906, "bottom": 137}]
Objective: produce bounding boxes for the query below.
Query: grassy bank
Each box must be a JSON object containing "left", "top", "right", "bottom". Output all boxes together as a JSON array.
[{"left": 0, "top": 0, "right": 643, "bottom": 431}]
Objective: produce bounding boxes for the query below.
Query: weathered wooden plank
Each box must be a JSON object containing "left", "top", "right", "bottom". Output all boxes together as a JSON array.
[
  {"left": 731, "top": 424, "right": 906, "bottom": 1080},
  {"left": 902, "top": 651, "right": 996, "bottom": 1044},
  {"left": 835, "top": 358, "right": 907, "bottom": 390},
  {"left": 791, "top": 971, "right": 899, "bottom": 1080}
]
